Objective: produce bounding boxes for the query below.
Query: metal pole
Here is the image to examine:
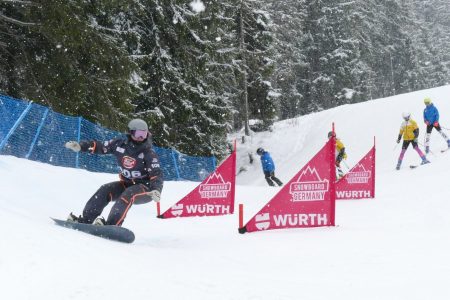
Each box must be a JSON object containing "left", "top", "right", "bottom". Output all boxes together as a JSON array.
[
  {"left": 0, "top": 102, "right": 33, "bottom": 152},
  {"left": 75, "top": 117, "right": 82, "bottom": 168},
  {"left": 26, "top": 107, "right": 49, "bottom": 159},
  {"left": 171, "top": 149, "right": 181, "bottom": 180}
]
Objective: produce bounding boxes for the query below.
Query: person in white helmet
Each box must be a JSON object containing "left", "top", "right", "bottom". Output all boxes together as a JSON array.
[
  {"left": 396, "top": 112, "right": 429, "bottom": 170},
  {"left": 64, "top": 118, "right": 163, "bottom": 226}
]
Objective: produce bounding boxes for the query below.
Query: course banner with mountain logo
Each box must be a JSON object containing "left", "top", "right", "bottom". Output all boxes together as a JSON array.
[
  {"left": 336, "top": 145, "right": 375, "bottom": 200},
  {"left": 158, "top": 149, "right": 236, "bottom": 219},
  {"left": 240, "top": 138, "right": 336, "bottom": 233}
]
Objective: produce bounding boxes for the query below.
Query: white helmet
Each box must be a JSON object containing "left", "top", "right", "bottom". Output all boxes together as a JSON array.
[
  {"left": 127, "top": 118, "right": 148, "bottom": 131},
  {"left": 402, "top": 112, "right": 411, "bottom": 120}
]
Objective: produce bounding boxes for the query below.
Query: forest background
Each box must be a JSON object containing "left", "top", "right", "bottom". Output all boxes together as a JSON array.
[{"left": 1, "top": 0, "right": 449, "bottom": 157}]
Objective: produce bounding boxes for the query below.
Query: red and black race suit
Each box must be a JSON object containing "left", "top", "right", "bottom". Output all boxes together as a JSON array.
[{"left": 79, "top": 136, "right": 163, "bottom": 189}]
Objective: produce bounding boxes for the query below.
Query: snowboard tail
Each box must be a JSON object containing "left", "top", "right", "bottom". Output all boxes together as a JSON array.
[{"left": 52, "top": 218, "right": 135, "bottom": 243}]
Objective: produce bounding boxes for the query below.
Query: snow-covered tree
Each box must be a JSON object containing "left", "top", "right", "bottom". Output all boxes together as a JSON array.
[
  {"left": 296, "top": 0, "right": 364, "bottom": 113},
  {"left": 128, "top": 0, "right": 234, "bottom": 156},
  {"left": 234, "top": 0, "right": 277, "bottom": 133},
  {"left": 0, "top": 0, "right": 137, "bottom": 128},
  {"left": 412, "top": 0, "right": 450, "bottom": 89},
  {"left": 266, "top": 0, "right": 306, "bottom": 119}
]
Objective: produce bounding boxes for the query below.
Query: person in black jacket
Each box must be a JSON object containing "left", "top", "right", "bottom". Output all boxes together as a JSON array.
[{"left": 64, "top": 119, "right": 163, "bottom": 226}]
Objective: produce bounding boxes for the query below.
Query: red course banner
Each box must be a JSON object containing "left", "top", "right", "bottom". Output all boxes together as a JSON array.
[
  {"left": 158, "top": 149, "right": 236, "bottom": 219},
  {"left": 241, "top": 138, "right": 336, "bottom": 233},
  {"left": 336, "top": 146, "right": 376, "bottom": 200}
]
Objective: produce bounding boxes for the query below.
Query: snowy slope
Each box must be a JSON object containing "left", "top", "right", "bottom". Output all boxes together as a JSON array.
[
  {"left": 2, "top": 85, "right": 450, "bottom": 300},
  {"left": 236, "top": 85, "right": 450, "bottom": 186}
]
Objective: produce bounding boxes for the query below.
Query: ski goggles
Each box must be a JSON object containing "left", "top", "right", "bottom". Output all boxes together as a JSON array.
[{"left": 130, "top": 130, "right": 148, "bottom": 139}]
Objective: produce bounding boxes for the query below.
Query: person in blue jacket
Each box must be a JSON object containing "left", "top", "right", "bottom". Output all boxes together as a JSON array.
[
  {"left": 423, "top": 97, "right": 450, "bottom": 154},
  {"left": 256, "top": 148, "right": 283, "bottom": 186}
]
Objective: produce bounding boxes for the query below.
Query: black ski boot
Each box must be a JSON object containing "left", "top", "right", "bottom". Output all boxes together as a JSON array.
[
  {"left": 93, "top": 217, "right": 106, "bottom": 226},
  {"left": 67, "top": 212, "right": 81, "bottom": 223}
]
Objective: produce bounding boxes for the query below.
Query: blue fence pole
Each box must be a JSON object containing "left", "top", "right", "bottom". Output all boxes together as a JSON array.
[
  {"left": 212, "top": 156, "right": 216, "bottom": 170},
  {"left": 0, "top": 101, "right": 33, "bottom": 152},
  {"left": 75, "top": 117, "right": 82, "bottom": 168},
  {"left": 171, "top": 149, "right": 181, "bottom": 180},
  {"left": 26, "top": 106, "right": 49, "bottom": 159}
]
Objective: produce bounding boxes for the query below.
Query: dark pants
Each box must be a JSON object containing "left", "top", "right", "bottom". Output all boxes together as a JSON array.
[
  {"left": 426, "top": 124, "right": 442, "bottom": 133},
  {"left": 81, "top": 180, "right": 162, "bottom": 226},
  {"left": 424, "top": 124, "right": 448, "bottom": 151},
  {"left": 264, "top": 171, "right": 283, "bottom": 187}
]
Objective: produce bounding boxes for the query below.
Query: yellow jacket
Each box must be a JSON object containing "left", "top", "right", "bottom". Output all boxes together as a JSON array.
[
  {"left": 399, "top": 119, "right": 419, "bottom": 141},
  {"left": 336, "top": 139, "right": 347, "bottom": 160}
]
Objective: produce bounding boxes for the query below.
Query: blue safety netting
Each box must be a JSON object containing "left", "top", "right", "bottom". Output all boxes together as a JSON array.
[{"left": 0, "top": 94, "right": 216, "bottom": 181}]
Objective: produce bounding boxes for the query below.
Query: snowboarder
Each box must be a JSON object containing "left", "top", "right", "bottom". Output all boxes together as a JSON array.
[
  {"left": 328, "top": 131, "right": 347, "bottom": 179},
  {"left": 423, "top": 97, "right": 450, "bottom": 154},
  {"left": 396, "top": 112, "right": 429, "bottom": 170},
  {"left": 256, "top": 148, "right": 283, "bottom": 187},
  {"left": 64, "top": 118, "right": 164, "bottom": 226}
]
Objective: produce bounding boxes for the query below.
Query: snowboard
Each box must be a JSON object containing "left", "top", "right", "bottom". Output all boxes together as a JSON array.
[{"left": 52, "top": 218, "right": 135, "bottom": 243}]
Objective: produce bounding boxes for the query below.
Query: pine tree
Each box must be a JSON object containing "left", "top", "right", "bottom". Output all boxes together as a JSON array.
[
  {"left": 235, "top": 0, "right": 277, "bottom": 132},
  {"left": 128, "top": 0, "right": 233, "bottom": 156},
  {"left": 297, "top": 0, "right": 364, "bottom": 113},
  {"left": 0, "top": 0, "right": 35, "bottom": 98},
  {"left": 1, "top": 1, "right": 138, "bottom": 128},
  {"left": 267, "top": 0, "right": 306, "bottom": 119},
  {"left": 412, "top": 0, "right": 450, "bottom": 89},
  {"left": 379, "top": 0, "right": 419, "bottom": 95}
]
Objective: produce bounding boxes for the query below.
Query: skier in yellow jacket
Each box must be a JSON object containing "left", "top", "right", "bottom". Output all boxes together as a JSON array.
[
  {"left": 328, "top": 131, "right": 347, "bottom": 179},
  {"left": 396, "top": 112, "right": 429, "bottom": 170}
]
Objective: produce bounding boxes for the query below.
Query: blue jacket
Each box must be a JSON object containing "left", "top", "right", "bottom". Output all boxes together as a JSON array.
[
  {"left": 424, "top": 104, "right": 439, "bottom": 124},
  {"left": 260, "top": 151, "right": 275, "bottom": 172}
]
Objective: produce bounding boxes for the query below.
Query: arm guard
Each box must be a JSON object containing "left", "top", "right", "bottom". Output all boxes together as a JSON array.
[
  {"left": 79, "top": 141, "right": 94, "bottom": 152},
  {"left": 79, "top": 139, "right": 120, "bottom": 154}
]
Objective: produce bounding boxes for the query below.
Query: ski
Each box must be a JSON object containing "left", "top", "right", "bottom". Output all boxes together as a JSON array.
[
  {"left": 410, "top": 162, "right": 430, "bottom": 169},
  {"left": 441, "top": 148, "right": 450, "bottom": 153}
]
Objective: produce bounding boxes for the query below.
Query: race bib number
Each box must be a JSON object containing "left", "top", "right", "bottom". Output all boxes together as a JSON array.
[{"left": 120, "top": 168, "right": 142, "bottom": 179}]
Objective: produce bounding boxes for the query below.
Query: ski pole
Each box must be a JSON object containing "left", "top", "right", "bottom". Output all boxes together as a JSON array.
[
  {"left": 418, "top": 141, "right": 435, "bottom": 156},
  {"left": 393, "top": 142, "right": 399, "bottom": 151},
  {"left": 342, "top": 160, "right": 350, "bottom": 171}
]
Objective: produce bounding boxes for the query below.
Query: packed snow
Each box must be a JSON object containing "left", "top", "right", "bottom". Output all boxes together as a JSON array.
[{"left": 2, "top": 85, "right": 450, "bottom": 299}]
